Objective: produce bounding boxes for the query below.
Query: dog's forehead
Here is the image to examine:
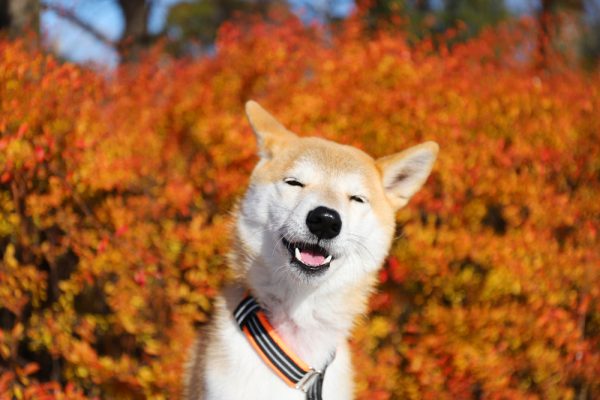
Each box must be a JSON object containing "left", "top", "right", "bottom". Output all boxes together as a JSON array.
[
  {"left": 286, "top": 137, "right": 378, "bottom": 178},
  {"left": 251, "top": 136, "right": 385, "bottom": 192}
]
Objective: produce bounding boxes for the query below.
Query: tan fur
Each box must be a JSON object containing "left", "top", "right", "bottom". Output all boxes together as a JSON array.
[{"left": 183, "top": 333, "right": 206, "bottom": 399}]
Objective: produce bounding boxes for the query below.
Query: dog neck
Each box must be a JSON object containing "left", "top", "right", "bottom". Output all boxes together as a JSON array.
[
  {"left": 230, "top": 213, "right": 379, "bottom": 369},
  {"left": 243, "top": 261, "right": 374, "bottom": 370}
]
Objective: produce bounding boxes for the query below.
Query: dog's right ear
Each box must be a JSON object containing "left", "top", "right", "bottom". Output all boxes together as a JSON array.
[{"left": 245, "top": 101, "right": 297, "bottom": 159}]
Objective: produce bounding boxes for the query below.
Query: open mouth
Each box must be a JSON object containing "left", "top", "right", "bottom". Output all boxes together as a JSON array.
[{"left": 282, "top": 238, "right": 332, "bottom": 274}]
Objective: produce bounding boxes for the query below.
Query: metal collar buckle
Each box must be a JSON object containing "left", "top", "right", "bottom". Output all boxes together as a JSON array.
[{"left": 295, "top": 368, "right": 321, "bottom": 393}]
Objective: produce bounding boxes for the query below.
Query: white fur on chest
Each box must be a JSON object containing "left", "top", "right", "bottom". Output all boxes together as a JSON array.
[
  {"left": 264, "top": 287, "right": 356, "bottom": 368},
  {"left": 198, "top": 292, "right": 354, "bottom": 400}
]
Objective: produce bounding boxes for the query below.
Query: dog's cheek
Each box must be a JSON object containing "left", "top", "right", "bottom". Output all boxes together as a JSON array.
[
  {"left": 238, "top": 184, "right": 279, "bottom": 246},
  {"left": 246, "top": 183, "right": 279, "bottom": 219},
  {"left": 351, "top": 215, "right": 393, "bottom": 272}
]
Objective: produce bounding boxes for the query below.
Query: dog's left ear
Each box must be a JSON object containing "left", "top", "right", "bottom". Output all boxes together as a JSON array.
[
  {"left": 376, "top": 142, "right": 439, "bottom": 209},
  {"left": 245, "top": 100, "right": 297, "bottom": 159}
]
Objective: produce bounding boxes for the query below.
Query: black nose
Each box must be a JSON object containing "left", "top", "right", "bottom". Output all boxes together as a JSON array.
[{"left": 306, "top": 206, "right": 342, "bottom": 240}]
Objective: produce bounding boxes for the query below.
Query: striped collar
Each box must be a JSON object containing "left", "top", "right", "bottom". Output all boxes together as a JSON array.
[{"left": 234, "top": 294, "right": 335, "bottom": 400}]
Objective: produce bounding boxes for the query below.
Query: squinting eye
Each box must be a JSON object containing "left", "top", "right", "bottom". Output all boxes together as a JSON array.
[
  {"left": 350, "top": 195, "right": 367, "bottom": 203},
  {"left": 284, "top": 178, "right": 305, "bottom": 187}
]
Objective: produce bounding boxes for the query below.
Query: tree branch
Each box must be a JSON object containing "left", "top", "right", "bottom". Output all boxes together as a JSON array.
[{"left": 41, "top": 1, "right": 115, "bottom": 48}]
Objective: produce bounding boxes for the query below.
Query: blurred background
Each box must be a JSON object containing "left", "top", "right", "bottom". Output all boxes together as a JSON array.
[
  {"left": 0, "top": 0, "right": 599, "bottom": 68},
  {"left": 1, "top": 1, "right": 599, "bottom": 399}
]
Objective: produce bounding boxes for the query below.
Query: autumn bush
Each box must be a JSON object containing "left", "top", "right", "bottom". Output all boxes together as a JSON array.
[{"left": 1, "top": 13, "right": 599, "bottom": 400}]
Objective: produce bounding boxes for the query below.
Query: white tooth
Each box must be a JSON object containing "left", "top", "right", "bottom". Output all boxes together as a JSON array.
[
  {"left": 323, "top": 255, "right": 332, "bottom": 264},
  {"left": 295, "top": 248, "right": 302, "bottom": 261}
]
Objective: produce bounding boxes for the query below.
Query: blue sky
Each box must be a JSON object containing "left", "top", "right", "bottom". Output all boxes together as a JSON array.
[
  {"left": 41, "top": 0, "right": 539, "bottom": 68},
  {"left": 42, "top": 0, "right": 181, "bottom": 68}
]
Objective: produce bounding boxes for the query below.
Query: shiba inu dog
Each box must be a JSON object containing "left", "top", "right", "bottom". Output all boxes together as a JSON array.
[{"left": 184, "top": 101, "right": 438, "bottom": 400}]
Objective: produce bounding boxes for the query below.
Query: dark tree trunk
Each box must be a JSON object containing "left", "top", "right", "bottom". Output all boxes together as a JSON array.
[
  {"left": 537, "top": 0, "right": 554, "bottom": 68},
  {"left": 415, "top": 0, "right": 430, "bottom": 13},
  {"left": 116, "top": 0, "right": 150, "bottom": 62},
  {"left": 0, "top": 0, "right": 39, "bottom": 35},
  {"left": 0, "top": 0, "right": 10, "bottom": 30}
]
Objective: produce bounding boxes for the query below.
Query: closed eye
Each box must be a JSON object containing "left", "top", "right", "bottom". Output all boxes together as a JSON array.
[
  {"left": 284, "top": 177, "right": 305, "bottom": 187},
  {"left": 350, "top": 195, "right": 367, "bottom": 203}
]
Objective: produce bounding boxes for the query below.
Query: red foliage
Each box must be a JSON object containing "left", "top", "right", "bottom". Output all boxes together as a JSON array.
[{"left": 0, "top": 14, "right": 599, "bottom": 399}]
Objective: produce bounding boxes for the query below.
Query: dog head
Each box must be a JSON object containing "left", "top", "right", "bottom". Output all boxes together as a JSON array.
[{"left": 235, "top": 101, "right": 438, "bottom": 293}]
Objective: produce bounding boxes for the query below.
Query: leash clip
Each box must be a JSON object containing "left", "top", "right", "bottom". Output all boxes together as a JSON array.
[{"left": 295, "top": 368, "right": 321, "bottom": 393}]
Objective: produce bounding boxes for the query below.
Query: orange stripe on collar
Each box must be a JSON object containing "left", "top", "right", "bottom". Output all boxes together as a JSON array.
[{"left": 255, "top": 310, "right": 311, "bottom": 371}]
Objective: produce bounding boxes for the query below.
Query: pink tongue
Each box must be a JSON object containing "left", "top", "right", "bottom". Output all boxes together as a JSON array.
[{"left": 300, "top": 250, "right": 326, "bottom": 267}]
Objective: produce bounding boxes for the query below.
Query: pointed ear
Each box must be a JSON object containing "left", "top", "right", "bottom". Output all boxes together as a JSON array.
[
  {"left": 245, "top": 100, "right": 297, "bottom": 158},
  {"left": 376, "top": 142, "right": 439, "bottom": 209}
]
